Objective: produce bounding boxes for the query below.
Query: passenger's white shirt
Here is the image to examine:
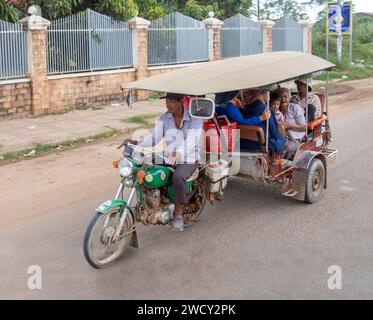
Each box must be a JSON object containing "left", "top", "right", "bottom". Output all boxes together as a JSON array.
[
  {"left": 291, "top": 93, "right": 322, "bottom": 119},
  {"left": 284, "top": 103, "right": 306, "bottom": 141}
]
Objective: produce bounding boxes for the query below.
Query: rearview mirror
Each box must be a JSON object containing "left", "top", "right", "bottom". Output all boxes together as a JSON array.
[{"left": 189, "top": 98, "right": 215, "bottom": 120}]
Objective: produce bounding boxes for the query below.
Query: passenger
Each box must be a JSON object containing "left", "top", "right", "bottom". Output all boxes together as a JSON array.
[
  {"left": 291, "top": 77, "right": 322, "bottom": 122},
  {"left": 270, "top": 93, "right": 284, "bottom": 125},
  {"left": 215, "top": 91, "right": 270, "bottom": 126},
  {"left": 241, "top": 89, "right": 286, "bottom": 155},
  {"left": 279, "top": 88, "right": 307, "bottom": 160},
  {"left": 270, "top": 93, "right": 287, "bottom": 138}
]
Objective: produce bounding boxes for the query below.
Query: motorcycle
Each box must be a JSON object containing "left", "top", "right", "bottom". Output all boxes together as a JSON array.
[
  {"left": 83, "top": 142, "right": 221, "bottom": 269},
  {"left": 83, "top": 97, "right": 230, "bottom": 269}
]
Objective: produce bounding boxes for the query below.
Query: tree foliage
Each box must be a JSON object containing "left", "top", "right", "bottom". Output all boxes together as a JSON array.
[
  {"left": 1, "top": 0, "right": 137, "bottom": 21},
  {"left": 259, "top": 0, "right": 307, "bottom": 21},
  {"left": 1, "top": 0, "right": 320, "bottom": 22},
  {"left": 1, "top": 0, "right": 255, "bottom": 22},
  {"left": 0, "top": 0, "right": 20, "bottom": 21},
  {"left": 313, "top": 15, "right": 373, "bottom": 66},
  {"left": 137, "top": 0, "right": 253, "bottom": 21}
]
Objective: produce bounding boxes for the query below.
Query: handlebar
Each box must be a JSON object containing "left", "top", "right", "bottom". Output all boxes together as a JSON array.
[{"left": 127, "top": 143, "right": 173, "bottom": 166}]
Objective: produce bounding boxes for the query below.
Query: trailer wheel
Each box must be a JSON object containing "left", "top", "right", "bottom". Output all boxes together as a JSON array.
[{"left": 305, "top": 158, "right": 325, "bottom": 204}]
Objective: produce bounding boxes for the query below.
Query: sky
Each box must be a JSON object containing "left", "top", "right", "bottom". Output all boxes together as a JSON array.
[{"left": 298, "top": 0, "right": 373, "bottom": 21}]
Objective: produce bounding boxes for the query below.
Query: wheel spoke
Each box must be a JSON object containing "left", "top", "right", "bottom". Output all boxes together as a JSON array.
[{"left": 86, "top": 211, "right": 132, "bottom": 267}]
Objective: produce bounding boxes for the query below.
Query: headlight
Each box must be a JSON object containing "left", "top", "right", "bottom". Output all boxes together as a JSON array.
[{"left": 118, "top": 159, "right": 133, "bottom": 178}]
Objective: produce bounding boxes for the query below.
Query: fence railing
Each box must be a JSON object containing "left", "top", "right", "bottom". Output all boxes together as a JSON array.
[
  {"left": 272, "top": 17, "right": 303, "bottom": 52},
  {"left": 0, "top": 19, "right": 27, "bottom": 80},
  {"left": 221, "top": 14, "right": 263, "bottom": 58},
  {"left": 1, "top": 11, "right": 308, "bottom": 81},
  {"left": 47, "top": 9, "right": 133, "bottom": 75},
  {"left": 148, "top": 12, "right": 209, "bottom": 66}
]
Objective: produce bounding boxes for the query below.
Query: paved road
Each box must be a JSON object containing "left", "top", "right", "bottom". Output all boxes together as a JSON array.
[{"left": 0, "top": 100, "right": 372, "bottom": 300}]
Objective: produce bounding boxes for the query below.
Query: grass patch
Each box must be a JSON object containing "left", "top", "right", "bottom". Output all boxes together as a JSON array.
[
  {"left": 122, "top": 113, "right": 161, "bottom": 126},
  {"left": 76, "top": 104, "right": 103, "bottom": 111},
  {"left": 0, "top": 129, "right": 119, "bottom": 164},
  {"left": 315, "top": 62, "right": 373, "bottom": 83},
  {"left": 39, "top": 104, "right": 103, "bottom": 116},
  {"left": 148, "top": 92, "right": 165, "bottom": 102},
  {"left": 49, "top": 108, "right": 71, "bottom": 115},
  {"left": 312, "top": 15, "right": 373, "bottom": 83}
]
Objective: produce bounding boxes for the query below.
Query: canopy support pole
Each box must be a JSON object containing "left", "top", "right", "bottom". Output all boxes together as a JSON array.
[
  {"left": 306, "top": 77, "right": 309, "bottom": 138},
  {"left": 326, "top": 71, "right": 330, "bottom": 116},
  {"left": 266, "top": 91, "right": 270, "bottom": 153},
  {"left": 325, "top": 70, "right": 333, "bottom": 143}
]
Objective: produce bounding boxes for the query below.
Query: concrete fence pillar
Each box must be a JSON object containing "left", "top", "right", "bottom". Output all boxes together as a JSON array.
[
  {"left": 203, "top": 13, "right": 223, "bottom": 61},
  {"left": 299, "top": 20, "right": 314, "bottom": 54},
  {"left": 129, "top": 16, "right": 151, "bottom": 100},
  {"left": 19, "top": 9, "right": 50, "bottom": 116},
  {"left": 259, "top": 20, "right": 275, "bottom": 53}
]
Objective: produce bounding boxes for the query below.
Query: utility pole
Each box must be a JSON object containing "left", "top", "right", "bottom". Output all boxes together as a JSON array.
[
  {"left": 257, "top": 0, "right": 260, "bottom": 20},
  {"left": 336, "top": 0, "right": 343, "bottom": 61}
]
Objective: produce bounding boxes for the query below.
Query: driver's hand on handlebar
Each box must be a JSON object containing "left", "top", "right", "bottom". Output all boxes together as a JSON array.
[
  {"left": 119, "top": 139, "right": 138, "bottom": 148},
  {"left": 123, "top": 139, "right": 137, "bottom": 146},
  {"left": 168, "top": 151, "right": 181, "bottom": 166},
  {"left": 259, "top": 108, "right": 271, "bottom": 122}
]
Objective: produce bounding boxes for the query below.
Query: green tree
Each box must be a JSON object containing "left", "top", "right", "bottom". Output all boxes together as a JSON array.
[
  {"left": 137, "top": 0, "right": 253, "bottom": 21},
  {"left": 136, "top": 0, "right": 167, "bottom": 21},
  {"left": 0, "top": 0, "right": 20, "bottom": 21},
  {"left": 1, "top": 0, "right": 138, "bottom": 21},
  {"left": 211, "top": 0, "right": 253, "bottom": 19},
  {"left": 2, "top": 0, "right": 321, "bottom": 22},
  {"left": 260, "top": 0, "right": 307, "bottom": 21},
  {"left": 182, "top": 0, "right": 215, "bottom": 21}
]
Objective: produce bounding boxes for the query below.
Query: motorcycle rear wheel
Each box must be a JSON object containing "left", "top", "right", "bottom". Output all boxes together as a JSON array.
[
  {"left": 183, "top": 178, "right": 207, "bottom": 227},
  {"left": 83, "top": 209, "right": 133, "bottom": 269}
]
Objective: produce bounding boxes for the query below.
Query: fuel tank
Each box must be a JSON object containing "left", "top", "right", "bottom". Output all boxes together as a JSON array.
[{"left": 143, "top": 166, "right": 172, "bottom": 188}]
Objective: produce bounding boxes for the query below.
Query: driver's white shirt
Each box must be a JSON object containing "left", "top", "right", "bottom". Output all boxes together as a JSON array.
[{"left": 138, "top": 109, "right": 203, "bottom": 164}]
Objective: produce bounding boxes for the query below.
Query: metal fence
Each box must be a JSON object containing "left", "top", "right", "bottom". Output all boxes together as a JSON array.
[
  {"left": 0, "top": 19, "right": 27, "bottom": 80},
  {"left": 148, "top": 12, "right": 209, "bottom": 66},
  {"left": 272, "top": 17, "right": 303, "bottom": 52},
  {"left": 221, "top": 14, "right": 262, "bottom": 58},
  {"left": 47, "top": 9, "right": 133, "bottom": 75}
]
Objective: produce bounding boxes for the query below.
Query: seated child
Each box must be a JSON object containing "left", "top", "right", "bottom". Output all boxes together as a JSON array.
[
  {"left": 270, "top": 93, "right": 287, "bottom": 138},
  {"left": 270, "top": 93, "right": 284, "bottom": 124}
]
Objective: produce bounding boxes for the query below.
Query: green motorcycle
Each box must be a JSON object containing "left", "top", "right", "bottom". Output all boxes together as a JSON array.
[
  {"left": 83, "top": 97, "right": 231, "bottom": 269},
  {"left": 83, "top": 143, "right": 209, "bottom": 269}
]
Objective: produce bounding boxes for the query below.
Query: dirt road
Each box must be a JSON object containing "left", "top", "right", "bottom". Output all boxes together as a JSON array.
[{"left": 0, "top": 79, "right": 372, "bottom": 299}]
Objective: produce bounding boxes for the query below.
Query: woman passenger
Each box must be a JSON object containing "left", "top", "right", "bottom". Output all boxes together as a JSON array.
[
  {"left": 215, "top": 91, "right": 270, "bottom": 126},
  {"left": 241, "top": 89, "right": 286, "bottom": 155}
]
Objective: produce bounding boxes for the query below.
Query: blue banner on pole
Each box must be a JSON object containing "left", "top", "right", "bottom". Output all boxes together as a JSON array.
[{"left": 327, "top": 1, "right": 353, "bottom": 35}]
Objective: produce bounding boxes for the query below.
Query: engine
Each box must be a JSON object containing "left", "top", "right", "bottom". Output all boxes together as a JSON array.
[
  {"left": 139, "top": 187, "right": 174, "bottom": 225},
  {"left": 143, "top": 188, "right": 161, "bottom": 210}
]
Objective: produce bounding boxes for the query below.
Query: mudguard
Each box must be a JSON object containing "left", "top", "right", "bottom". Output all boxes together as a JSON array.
[
  {"left": 96, "top": 199, "right": 139, "bottom": 249},
  {"left": 97, "top": 199, "right": 127, "bottom": 214},
  {"left": 292, "top": 151, "right": 328, "bottom": 202}
]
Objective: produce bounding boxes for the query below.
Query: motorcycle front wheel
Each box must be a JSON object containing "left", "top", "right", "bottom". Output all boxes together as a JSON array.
[{"left": 83, "top": 209, "right": 134, "bottom": 269}]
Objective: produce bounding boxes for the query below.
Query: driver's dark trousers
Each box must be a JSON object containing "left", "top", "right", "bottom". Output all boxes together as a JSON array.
[{"left": 172, "top": 163, "right": 199, "bottom": 204}]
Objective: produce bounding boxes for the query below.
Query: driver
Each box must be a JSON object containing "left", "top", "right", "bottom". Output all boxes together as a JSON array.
[{"left": 123, "top": 93, "right": 203, "bottom": 232}]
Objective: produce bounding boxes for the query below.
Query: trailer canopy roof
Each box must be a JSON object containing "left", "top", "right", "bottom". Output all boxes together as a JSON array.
[{"left": 122, "top": 51, "right": 335, "bottom": 96}]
